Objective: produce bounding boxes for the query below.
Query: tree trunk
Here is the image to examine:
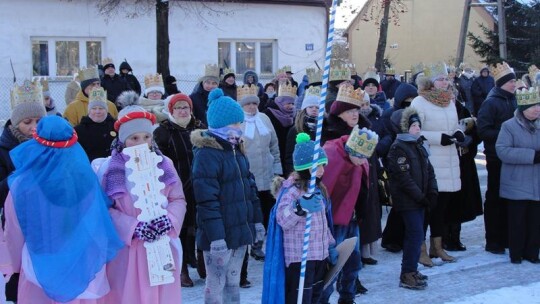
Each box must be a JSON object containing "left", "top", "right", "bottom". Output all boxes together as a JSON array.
[
  {"left": 374, "top": 0, "right": 391, "bottom": 72},
  {"left": 156, "top": 0, "right": 170, "bottom": 77}
]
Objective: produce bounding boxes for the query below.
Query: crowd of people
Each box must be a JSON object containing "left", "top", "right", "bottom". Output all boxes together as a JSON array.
[{"left": 0, "top": 58, "right": 538, "bottom": 304}]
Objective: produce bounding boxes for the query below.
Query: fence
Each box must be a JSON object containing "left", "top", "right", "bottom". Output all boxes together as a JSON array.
[{"left": 0, "top": 73, "right": 277, "bottom": 123}]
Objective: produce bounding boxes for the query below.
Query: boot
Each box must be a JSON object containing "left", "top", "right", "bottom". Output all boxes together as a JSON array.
[
  {"left": 196, "top": 249, "right": 206, "bottom": 279},
  {"left": 185, "top": 231, "right": 198, "bottom": 268},
  {"left": 419, "top": 242, "right": 433, "bottom": 267},
  {"left": 449, "top": 223, "right": 466, "bottom": 251},
  {"left": 399, "top": 272, "right": 427, "bottom": 290},
  {"left": 429, "top": 237, "right": 456, "bottom": 262},
  {"left": 355, "top": 278, "right": 368, "bottom": 295},
  {"left": 240, "top": 248, "right": 251, "bottom": 288},
  {"left": 181, "top": 262, "right": 194, "bottom": 287},
  {"left": 250, "top": 241, "right": 265, "bottom": 261}
]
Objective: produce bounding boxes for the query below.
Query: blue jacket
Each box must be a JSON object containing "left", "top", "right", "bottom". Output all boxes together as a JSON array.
[{"left": 191, "top": 130, "right": 263, "bottom": 251}]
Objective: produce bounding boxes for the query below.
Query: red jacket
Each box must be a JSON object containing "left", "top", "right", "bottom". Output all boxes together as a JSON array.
[{"left": 322, "top": 135, "right": 369, "bottom": 225}]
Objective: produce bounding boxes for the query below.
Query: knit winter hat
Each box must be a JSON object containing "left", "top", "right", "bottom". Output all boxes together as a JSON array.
[
  {"left": 115, "top": 91, "right": 156, "bottom": 143},
  {"left": 301, "top": 86, "right": 321, "bottom": 110},
  {"left": 400, "top": 107, "right": 422, "bottom": 133},
  {"left": 88, "top": 87, "right": 108, "bottom": 111},
  {"left": 293, "top": 133, "right": 328, "bottom": 171},
  {"left": 330, "top": 100, "right": 360, "bottom": 116},
  {"left": 206, "top": 88, "right": 244, "bottom": 129},
  {"left": 11, "top": 102, "right": 47, "bottom": 126},
  {"left": 168, "top": 93, "right": 193, "bottom": 114},
  {"left": 10, "top": 80, "right": 47, "bottom": 126}
]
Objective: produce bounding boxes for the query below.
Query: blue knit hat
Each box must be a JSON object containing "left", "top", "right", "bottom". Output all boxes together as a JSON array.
[
  {"left": 293, "top": 133, "right": 328, "bottom": 171},
  {"left": 207, "top": 88, "right": 244, "bottom": 129}
]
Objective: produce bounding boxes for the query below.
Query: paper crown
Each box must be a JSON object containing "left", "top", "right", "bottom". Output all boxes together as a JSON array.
[
  {"left": 345, "top": 126, "right": 379, "bottom": 158},
  {"left": 516, "top": 87, "right": 540, "bottom": 107},
  {"left": 329, "top": 64, "right": 352, "bottom": 82},
  {"left": 237, "top": 84, "right": 259, "bottom": 101},
  {"left": 306, "top": 68, "right": 323, "bottom": 84},
  {"left": 515, "top": 79, "right": 527, "bottom": 90},
  {"left": 411, "top": 62, "right": 425, "bottom": 75},
  {"left": 144, "top": 73, "right": 163, "bottom": 88},
  {"left": 385, "top": 67, "right": 396, "bottom": 75},
  {"left": 490, "top": 62, "right": 514, "bottom": 83},
  {"left": 89, "top": 87, "right": 107, "bottom": 103},
  {"left": 336, "top": 82, "right": 368, "bottom": 106},
  {"left": 363, "top": 67, "right": 380, "bottom": 83},
  {"left": 79, "top": 66, "right": 100, "bottom": 82},
  {"left": 529, "top": 65, "right": 539, "bottom": 84},
  {"left": 459, "top": 62, "right": 473, "bottom": 71},
  {"left": 423, "top": 62, "right": 448, "bottom": 79},
  {"left": 221, "top": 68, "right": 235, "bottom": 78},
  {"left": 305, "top": 85, "right": 322, "bottom": 99},
  {"left": 102, "top": 57, "right": 114, "bottom": 66},
  {"left": 277, "top": 65, "right": 292, "bottom": 74},
  {"left": 35, "top": 77, "right": 49, "bottom": 92},
  {"left": 204, "top": 64, "right": 220, "bottom": 78},
  {"left": 278, "top": 81, "right": 297, "bottom": 97},
  {"left": 10, "top": 79, "right": 43, "bottom": 109}
]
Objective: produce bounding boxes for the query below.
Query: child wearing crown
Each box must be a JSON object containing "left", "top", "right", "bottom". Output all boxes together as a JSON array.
[
  {"left": 319, "top": 126, "right": 376, "bottom": 304},
  {"left": 263, "top": 133, "right": 335, "bottom": 304},
  {"left": 387, "top": 107, "right": 438, "bottom": 289}
]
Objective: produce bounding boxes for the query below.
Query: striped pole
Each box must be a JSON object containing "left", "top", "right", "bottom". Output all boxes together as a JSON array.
[{"left": 297, "top": 0, "right": 338, "bottom": 303}]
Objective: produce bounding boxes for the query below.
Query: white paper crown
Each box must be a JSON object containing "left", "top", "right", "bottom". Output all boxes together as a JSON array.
[
  {"left": 89, "top": 87, "right": 108, "bottom": 103},
  {"left": 204, "top": 64, "right": 220, "bottom": 78},
  {"left": 423, "top": 62, "right": 448, "bottom": 79},
  {"left": 278, "top": 81, "right": 297, "bottom": 97},
  {"left": 79, "top": 66, "right": 100, "bottom": 82},
  {"left": 306, "top": 68, "right": 323, "bottom": 84},
  {"left": 345, "top": 126, "right": 379, "bottom": 158},
  {"left": 237, "top": 84, "right": 259, "bottom": 101},
  {"left": 337, "top": 82, "right": 368, "bottom": 106},
  {"left": 363, "top": 67, "right": 380, "bottom": 83},
  {"left": 490, "top": 62, "right": 514, "bottom": 83},
  {"left": 516, "top": 86, "right": 540, "bottom": 107},
  {"left": 329, "top": 64, "right": 352, "bottom": 82},
  {"left": 10, "top": 79, "right": 44, "bottom": 109}
]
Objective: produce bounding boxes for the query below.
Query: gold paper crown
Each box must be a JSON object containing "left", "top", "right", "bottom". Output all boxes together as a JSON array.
[
  {"left": 385, "top": 67, "right": 396, "bottom": 75},
  {"left": 278, "top": 65, "right": 292, "bottom": 74},
  {"left": 363, "top": 67, "right": 380, "bottom": 83},
  {"left": 411, "top": 62, "right": 425, "bottom": 75},
  {"left": 221, "top": 68, "right": 235, "bottom": 78},
  {"left": 306, "top": 68, "right": 323, "bottom": 84},
  {"left": 423, "top": 62, "right": 448, "bottom": 79},
  {"left": 529, "top": 65, "right": 539, "bottom": 84},
  {"left": 144, "top": 73, "right": 164, "bottom": 88},
  {"left": 336, "top": 83, "right": 368, "bottom": 106},
  {"left": 102, "top": 57, "right": 114, "bottom": 66},
  {"left": 10, "top": 79, "right": 43, "bottom": 109},
  {"left": 305, "top": 85, "right": 322, "bottom": 99},
  {"left": 329, "top": 64, "right": 352, "bottom": 82},
  {"left": 34, "top": 77, "right": 49, "bottom": 92},
  {"left": 278, "top": 81, "right": 297, "bottom": 97},
  {"left": 490, "top": 62, "right": 514, "bottom": 82},
  {"left": 79, "top": 66, "right": 100, "bottom": 82},
  {"left": 515, "top": 79, "right": 527, "bottom": 90},
  {"left": 237, "top": 84, "right": 259, "bottom": 102},
  {"left": 204, "top": 64, "right": 220, "bottom": 78},
  {"left": 89, "top": 87, "right": 108, "bottom": 103},
  {"left": 516, "top": 87, "right": 540, "bottom": 107},
  {"left": 345, "top": 126, "right": 379, "bottom": 158}
]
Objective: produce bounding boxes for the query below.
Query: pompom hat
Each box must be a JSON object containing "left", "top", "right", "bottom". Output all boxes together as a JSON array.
[
  {"left": 115, "top": 91, "right": 156, "bottom": 143},
  {"left": 206, "top": 88, "right": 244, "bottom": 129},
  {"left": 293, "top": 133, "right": 328, "bottom": 171}
]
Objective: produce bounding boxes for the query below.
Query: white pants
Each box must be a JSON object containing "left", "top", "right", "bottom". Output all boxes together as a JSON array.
[{"left": 203, "top": 245, "right": 247, "bottom": 304}]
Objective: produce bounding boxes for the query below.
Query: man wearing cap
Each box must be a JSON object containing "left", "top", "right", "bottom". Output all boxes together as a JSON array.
[
  {"left": 101, "top": 59, "right": 131, "bottom": 105},
  {"left": 477, "top": 62, "right": 518, "bottom": 255}
]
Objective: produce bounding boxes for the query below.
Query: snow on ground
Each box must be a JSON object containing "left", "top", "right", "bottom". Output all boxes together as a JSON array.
[{"left": 183, "top": 149, "right": 540, "bottom": 303}]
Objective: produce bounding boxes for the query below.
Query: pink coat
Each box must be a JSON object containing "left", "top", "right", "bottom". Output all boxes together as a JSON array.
[
  {"left": 103, "top": 174, "right": 187, "bottom": 304},
  {"left": 322, "top": 136, "right": 369, "bottom": 226},
  {"left": 4, "top": 193, "right": 107, "bottom": 304}
]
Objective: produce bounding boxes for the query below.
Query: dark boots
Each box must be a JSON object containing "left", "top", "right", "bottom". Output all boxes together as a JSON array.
[
  {"left": 250, "top": 241, "right": 265, "bottom": 261},
  {"left": 443, "top": 223, "right": 467, "bottom": 251},
  {"left": 240, "top": 248, "right": 251, "bottom": 288},
  {"left": 196, "top": 249, "right": 206, "bottom": 279},
  {"left": 181, "top": 262, "right": 194, "bottom": 287}
]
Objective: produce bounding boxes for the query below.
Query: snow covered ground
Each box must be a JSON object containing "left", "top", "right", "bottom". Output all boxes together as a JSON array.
[{"left": 183, "top": 150, "right": 540, "bottom": 303}]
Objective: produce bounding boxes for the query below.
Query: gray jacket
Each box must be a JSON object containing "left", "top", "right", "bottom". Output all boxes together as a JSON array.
[{"left": 496, "top": 110, "right": 540, "bottom": 201}]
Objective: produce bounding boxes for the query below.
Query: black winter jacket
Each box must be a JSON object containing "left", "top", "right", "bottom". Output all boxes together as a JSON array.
[
  {"left": 190, "top": 83, "right": 210, "bottom": 126},
  {"left": 74, "top": 115, "right": 116, "bottom": 161},
  {"left": 101, "top": 74, "right": 131, "bottom": 105},
  {"left": 0, "top": 121, "right": 20, "bottom": 207}
]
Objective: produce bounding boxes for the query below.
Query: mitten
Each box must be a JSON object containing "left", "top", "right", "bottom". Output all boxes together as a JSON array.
[
  {"left": 452, "top": 130, "right": 465, "bottom": 142},
  {"left": 254, "top": 223, "right": 266, "bottom": 242},
  {"left": 134, "top": 221, "right": 158, "bottom": 242},
  {"left": 440, "top": 133, "right": 455, "bottom": 146},
  {"left": 535, "top": 151, "right": 540, "bottom": 164},
  {"left": 296, "top": 193, "right": 323, "bottom": 213},
  {"left": 328, "top": 245, "right": 339, "bottom": 265},
  {"left": 210, "top": 239, "right": 228, "bottom": 256},
  {"left": 456, "top": 135, "right": 473, "bottom": 148},
  {"left": 149, "top": 215, "right": 173, "bottom": 236}
]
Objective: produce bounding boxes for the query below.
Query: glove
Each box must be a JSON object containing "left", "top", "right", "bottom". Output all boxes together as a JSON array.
[
  {"left": 328, "top": 245, "right": 339, "bottom": 265},
  {"left": 296, "top": 193, "right": 323, "bottom": 214},
  {"left": 134, "top": 221, "right": 158, "bottom": 242},
  {"left": 419, "top": 196, "right": 430, "bottom": 207},
  {"left": 535, "top": 151, "right": 540, "bottom": 164},
  {"left": 210, "top": 239, "right": 228, "bottom": 256},
  {"left": 452, "top": 130, "right": 465, "bottom": 142},
  {"left": 149, "top": 215, "right": 173, "bottom": 236},
  {"left": 441, "top": 133, "right": 455, "bottom": 146},
  {"left": 456, "top": 135, "right": 473, "bottom": 148},
  {"left": 254, "top": 223, "right": 266, "bottom": 242}
]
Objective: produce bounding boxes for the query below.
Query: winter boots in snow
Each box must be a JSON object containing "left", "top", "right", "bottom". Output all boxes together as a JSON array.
[
  {"left": 419, "top": 241, "right": 434, "bottom": 267},
  {"left": 196, "top": 249, "right": 206, "bottom": 279},
  {"left": 181, "top": 263, "right": 194, "bottom": 287},
  {"left": 250, "top": 240, "right": 265, "bottom": 261},
  {"left": 429, "top": 237, "right": 456, "bottom": 262},
  {"left": 399, "top": 272, "right": 428, "bottom": 290}
]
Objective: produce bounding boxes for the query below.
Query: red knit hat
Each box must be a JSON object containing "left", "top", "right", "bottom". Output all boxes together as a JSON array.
[{"left": 168, "top": 93, "right": 193, "bottom": 114}]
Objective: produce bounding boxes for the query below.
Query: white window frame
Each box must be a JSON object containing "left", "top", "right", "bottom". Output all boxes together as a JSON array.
[
  {"left": 218, "top": 39, "right": 277, "bottom": 77},
  {"left": 30, "top": 36, "right": 105, "bottom": 77}
]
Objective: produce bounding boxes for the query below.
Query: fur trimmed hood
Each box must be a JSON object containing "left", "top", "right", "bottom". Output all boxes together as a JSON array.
[
  {"left": 271, "top": 175, "right": 286, "bottom": 198},
  {"left": 190, "top": 129, "right": 223, "bottom": 150},
  {"left": 400, "top": 107, "right": 420, "bottom": 133}
]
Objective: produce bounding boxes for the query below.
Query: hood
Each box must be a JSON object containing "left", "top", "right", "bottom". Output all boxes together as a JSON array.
[
  {"left": 393, "top": 83, "right": 418, "bottom": 109},
  {"left": 190, "top": 129, "right": 223, "bottom": 150},
  {"left": 119, "top": 61, "right": 132, "bottom": 72},
  {"left": 243, "top": 70, "right": 259, "bottom": 84},
  {"left": 480, "top": 67, "right": 489, "bottom": 76},
  {"left": 399, "top": 107, "right": 420, "bottom": 134},
  {"left": 271, "top": 175, "right": 287, "bottom": 198}
]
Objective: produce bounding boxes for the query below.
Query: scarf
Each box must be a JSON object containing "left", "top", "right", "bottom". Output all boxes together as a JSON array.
[
  {"left": 303, "top": 115, "right": 317, "bottom": 133},
  {"left": 418, "top": 87, "right": 454, "bottom": 107},
  {"left": 9, "top": 125, "right": 32, "bottom": 143},
  {"left": 209, "top": 126, "right": 243, "bottom": 146},
  {"left": 397, "top": 134, "right": 431, "bottom": 156},
  {"left": 244, "top": 111, "right": 270, "bottom": 139},
  {"left": 268, "top": 97, "right": 294, "bottom": 127},
  {"left": 462, "top": 71, "right": 475, "bottom": 79}
]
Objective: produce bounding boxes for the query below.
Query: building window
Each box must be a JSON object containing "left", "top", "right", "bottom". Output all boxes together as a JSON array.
[
  {"left": 31, "top": 37, "right": 104, "bottom": 77},
  {"left": 218, "top": 40, "right": 276, "bottom": 76}
]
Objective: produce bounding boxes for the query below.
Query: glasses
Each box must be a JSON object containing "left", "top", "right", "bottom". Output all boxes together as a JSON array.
[
  {"left": 173, "top": 106, "right": 190, "bottom": 111},
  {"left": 343, "top": 108, "right": 360, "bottom": 115}
]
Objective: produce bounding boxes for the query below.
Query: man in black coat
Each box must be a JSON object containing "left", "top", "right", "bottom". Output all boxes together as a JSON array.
[
  {"left": 471, "top": 67, "right": 495, "bottom": 116},
  {"left": 101, "top": 60, "right": 131, "bottom": 107},
  {"left": 119, "top": 61, "right": 142, "bottom": 96}
]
